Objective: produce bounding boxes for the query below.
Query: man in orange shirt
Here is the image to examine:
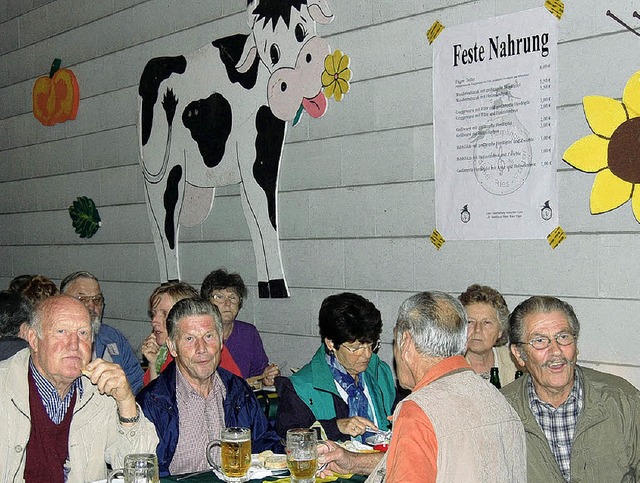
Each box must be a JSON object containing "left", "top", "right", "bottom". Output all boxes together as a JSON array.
[{"left": 318, "top": 291, "right": 526, "bottom": 482}]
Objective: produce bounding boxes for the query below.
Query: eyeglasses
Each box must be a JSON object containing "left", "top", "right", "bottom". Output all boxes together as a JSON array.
[
  {"left": 518, "top": 333, "right": 576, "bottom": 350},
  {"left": 211, "top": 293, "right": 241, "bottom": 305},
  {"left": 341, "top": 340, "right": 381, "bottom": 354},
  {"left": 75, "top": 294, "right": 104, "bottom": 307}
]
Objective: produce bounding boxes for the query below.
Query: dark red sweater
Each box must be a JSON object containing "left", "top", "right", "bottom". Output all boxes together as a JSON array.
[{"left": 24, "top": 367, "right": 76, "bottom": 483}]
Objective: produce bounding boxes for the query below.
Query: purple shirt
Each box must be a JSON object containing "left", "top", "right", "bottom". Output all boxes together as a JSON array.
[{"left": 225, "top": 320, "right": 269, "bottom": 378}]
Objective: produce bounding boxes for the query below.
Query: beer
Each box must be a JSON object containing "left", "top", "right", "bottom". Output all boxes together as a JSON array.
[
  {"left": 287, "top": 457, "right": 318, "bottom": 479},
  {"left": 489, "top": 367, "right": 501, "bottom": 389},
  {"left": 286, "top": 428, "right": 318, "bottom": 483},
  {"left": 221, "top": 439, "right": 251, "bottom": 478}
]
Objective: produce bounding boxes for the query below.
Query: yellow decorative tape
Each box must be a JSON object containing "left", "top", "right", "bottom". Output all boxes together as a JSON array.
[
  {"left": 430, "top": 229, "right": 445, "bottom": 250},
  {"left": 547, "top": 226, "right": 566, "bottom": 249},
  {"left": 426, "top": 21, "right": 445, "bottom": 44},
  {"left": 544, "top": 0, "right": 564, "bottom": 20}
]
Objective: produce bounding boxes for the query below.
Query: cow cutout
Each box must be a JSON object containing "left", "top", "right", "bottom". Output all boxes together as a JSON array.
[{"left": 138, "top": 0, "right": 335, "bottom": 297}]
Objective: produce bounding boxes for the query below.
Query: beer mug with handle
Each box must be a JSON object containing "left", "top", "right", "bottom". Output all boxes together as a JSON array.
[
  {"left": 286, "top": 428, "right": 318, "bottom": 483},
  {"left": 207, "top": 427, "right": 252, "bottom": 482},
  {"left": 107, "top": 453, "right": 159, "bottom": 483}
]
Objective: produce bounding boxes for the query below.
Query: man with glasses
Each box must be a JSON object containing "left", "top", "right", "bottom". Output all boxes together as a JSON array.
[
  {"left": 502, "top": 295, "right": 640, "bottom": 482},
  {"left": 61, "top": 271, "right": 144, "bottom": 394}
]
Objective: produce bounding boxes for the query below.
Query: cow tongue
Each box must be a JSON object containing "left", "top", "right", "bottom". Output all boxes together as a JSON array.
[{"left": 302, "top": 92, "right": 328, "bottom": 118}]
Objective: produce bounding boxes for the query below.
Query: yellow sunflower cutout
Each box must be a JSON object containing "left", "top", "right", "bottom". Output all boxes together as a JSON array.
[
  {"left": 563, "top": 71, "right": 640, "bottom": 221},
  {"left": 322, "top": 50, "right": 351, "bottom": 102}
]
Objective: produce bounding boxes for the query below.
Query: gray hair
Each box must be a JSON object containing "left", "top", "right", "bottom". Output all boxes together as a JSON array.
[
  {"left": 395, "top": 291, "right": 468, "bottom": 358},
  {"left": 509, "top": 296, "right": 580, "bottom": 347},
  {"left": 166, "top": 297, "right": 223, "bottom": 343},
  {"left": 458, "top": 284, "right": 510, "bottom": 346},
  {"left": 60, "top": 271, "right": 99, "bottom": 293}
]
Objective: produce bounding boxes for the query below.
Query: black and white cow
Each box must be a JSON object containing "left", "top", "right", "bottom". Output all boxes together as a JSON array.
[{"left": 138, "top": 0, "right": 334, "bottom": 297}]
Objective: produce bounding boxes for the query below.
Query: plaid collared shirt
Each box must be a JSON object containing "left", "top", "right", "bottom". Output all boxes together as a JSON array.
[
  {"left": 169, "top": 368, "right": 227, "bottom": 475},
  {"left": 29, "top": 358, "right": 84, "bottom": 424},
  {"left": 528, "top": 367, "right": 583, "bottom": 482}
]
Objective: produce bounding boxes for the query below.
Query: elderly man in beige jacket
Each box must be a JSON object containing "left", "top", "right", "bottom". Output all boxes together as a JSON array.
[{"left": 0, "top": 295, "right": 158, "bottom": 482}]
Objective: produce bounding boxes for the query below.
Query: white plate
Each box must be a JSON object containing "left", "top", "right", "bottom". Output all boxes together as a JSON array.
[{"left": 91, "top": 479, "right": 124, "bottom": 483}]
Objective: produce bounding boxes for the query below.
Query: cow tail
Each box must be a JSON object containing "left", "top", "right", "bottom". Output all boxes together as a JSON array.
[{"left": 142, "top": 88, "right": 179, "bottom": 184}]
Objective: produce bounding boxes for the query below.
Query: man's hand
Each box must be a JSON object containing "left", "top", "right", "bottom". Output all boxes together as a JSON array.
[
  {"left": 84, "top": 358, "right": 137, "bottom": 424},
  {"left": 317, "top": 440, "right": 383, "bottom": 477}
]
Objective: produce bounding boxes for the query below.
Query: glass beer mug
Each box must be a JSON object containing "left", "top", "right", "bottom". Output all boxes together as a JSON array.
[
  {"left": 207, "top": 427, "right": 252, "bottom": 483},
  {"left": 107, "top": 453, "right": 159, "bottom": 483},
  {"left": 286, "top": 428, "right": 318, "bottom": 483}
]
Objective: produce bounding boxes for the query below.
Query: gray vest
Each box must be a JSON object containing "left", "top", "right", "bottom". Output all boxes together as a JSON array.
[{"left": 367, "top": 367, "right": 526, "bottom": 482}]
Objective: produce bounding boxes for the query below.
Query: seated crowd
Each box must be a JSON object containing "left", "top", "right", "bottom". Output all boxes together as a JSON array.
[{"left": 0, "top": 272, "right": 638, "bottom": 482}]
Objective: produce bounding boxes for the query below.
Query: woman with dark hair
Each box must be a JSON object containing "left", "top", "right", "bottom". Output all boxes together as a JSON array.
[
  {"left": 275, "top": 292, "right": 395, "bottom": 442},
  {"left": 200, "top": 268, "right": 279, "bottom": 386},
  {"left": 459, "top": 284, "right": 518, "bottom": 386}
]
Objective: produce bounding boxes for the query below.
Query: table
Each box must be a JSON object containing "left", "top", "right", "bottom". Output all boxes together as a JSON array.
[{"left": 161, "top": 473, "right": 367, "bottom": 482}]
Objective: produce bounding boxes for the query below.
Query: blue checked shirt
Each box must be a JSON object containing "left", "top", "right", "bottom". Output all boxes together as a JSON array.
[
  {"left": 30, "top": 358, "right": 84, "bottom": 424},
  {"left": 528, "top": 368, "right": 583, "bottom": 482}
]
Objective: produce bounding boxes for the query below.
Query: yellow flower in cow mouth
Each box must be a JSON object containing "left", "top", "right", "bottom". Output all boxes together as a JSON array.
[
  {"left": 563, "top": 71, "right": 640, "bottom": 221},
  {"left": 322, "top": 50, "right": 351, "bottom": 102}
]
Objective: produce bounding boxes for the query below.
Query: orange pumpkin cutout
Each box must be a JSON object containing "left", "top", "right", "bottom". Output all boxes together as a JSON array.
[{"left": 33, "top": 59, "right": 79, "bottom": 126}]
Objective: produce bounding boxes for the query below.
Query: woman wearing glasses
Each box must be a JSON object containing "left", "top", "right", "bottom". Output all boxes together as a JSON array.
[
  {"left": 200, "top": 268, "right": 279, "bottom": 385},
  {"left": 275, "top": 292, "right": 395, "bottom": 442}
]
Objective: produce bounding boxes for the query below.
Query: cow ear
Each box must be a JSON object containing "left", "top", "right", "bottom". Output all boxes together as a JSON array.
[
  {"left": 236, "top": 35, "right": 258, "bottom": 73},
  {"left": 307, "top": 0, "right": 334, "bottom": 24}
]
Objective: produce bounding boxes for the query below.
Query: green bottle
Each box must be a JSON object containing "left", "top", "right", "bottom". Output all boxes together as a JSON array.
[{"left": 489, "top": 367, "right": 501, "bottom": 389}]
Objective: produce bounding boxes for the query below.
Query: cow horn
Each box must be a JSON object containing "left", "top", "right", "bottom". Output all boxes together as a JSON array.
[{"left": 307, "top": 0, "right": 334, "bottom": 24}]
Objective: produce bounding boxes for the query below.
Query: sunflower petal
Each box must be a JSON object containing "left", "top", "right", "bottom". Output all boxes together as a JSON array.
[
  {"left": 340, "top": 68, "right": 352, "bottom": 82},
  {"left": 324, "top": 81, "right": 336, "bottom": 99},
  {"left": 623, "top": 71, "right": 640, "bottom": 119},
  {"left": 322, "top": 71, "right": 334, "bottom": 87},
  {"left": 332, "top": 50, "right": 343, "bottom": 67},
  {"left": 583, "top": 96, "right": 627, "bottom": 138},
  {"left": 632, "top": 187, "right": 640, "bottom": 223},
  {"left": 590, "top": 169, "right": 633, "bottom": 214},
  {"left": 324, "top": 54, "right": 335, "bottom": 74},
  {"left": 562, "top": 134, "right": 609, "bottom": 172},
  {"left": 336, "top": 78, "right": 350, "bottom": 96},
  {"left": 337, "top": 54, "right": 350, "bottom": 72}
]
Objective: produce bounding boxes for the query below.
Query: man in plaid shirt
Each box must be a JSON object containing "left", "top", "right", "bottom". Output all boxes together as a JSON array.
[{"left": 502, "top": 296, "right": 640, "bottom": 482}]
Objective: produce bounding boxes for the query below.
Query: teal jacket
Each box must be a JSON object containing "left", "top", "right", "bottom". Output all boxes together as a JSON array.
[
  {"left": 502, "top": 366, "right": 640, "bottom": 482},
  {"left": 276, "top": 346, "right": 396, "bottom": 440}
]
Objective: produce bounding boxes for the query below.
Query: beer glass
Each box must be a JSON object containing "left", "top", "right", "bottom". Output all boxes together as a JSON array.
[
  {"left": 207, "top": 427, "right": 252, "bottom": 482},
  {"left": 286, "top": 428, "right": 318, "bottom": 483},
  {"left": 107, "top": 453, "right": 159, "bottom": 483}
]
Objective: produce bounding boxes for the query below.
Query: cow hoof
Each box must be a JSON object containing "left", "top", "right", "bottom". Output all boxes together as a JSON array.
[
  {"left": 257, "top": 279, "right": 290, "bottom": 298},
  {"left": 268, "top": 279, "right": 289, "bottom": 298},
  {"left": 258, "top": 282, "right": 270, "bottom": 298}
]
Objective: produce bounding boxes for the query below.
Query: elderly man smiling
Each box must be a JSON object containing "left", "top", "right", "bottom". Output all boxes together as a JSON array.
[
  {"left": 502, "top": 296, "right": 640, "bottom": 482},
  {"left": 0, "top": 295, "right": 158, "bottom": 482}
]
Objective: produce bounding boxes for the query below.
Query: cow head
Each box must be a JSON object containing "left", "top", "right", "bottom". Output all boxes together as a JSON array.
[{"left": 236, "top": 0, "right": 334, "bottom": 121}]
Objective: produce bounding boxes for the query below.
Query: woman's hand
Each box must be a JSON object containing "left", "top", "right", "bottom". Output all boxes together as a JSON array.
[
  {"left": 336, "top": 416, "right": 377, "bottom": 438},
  {"left": 261, "top": 363, "right": 280, "bottom": 386},
  {"left": 141, "top": 333, "right": 160, "bottom": 366}
]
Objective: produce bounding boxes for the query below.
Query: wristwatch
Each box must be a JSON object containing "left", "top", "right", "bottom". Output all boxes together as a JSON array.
[{"left": 118, "top": 406, "right": 140, "bottom": 424}]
